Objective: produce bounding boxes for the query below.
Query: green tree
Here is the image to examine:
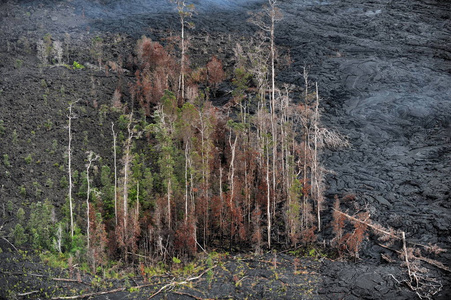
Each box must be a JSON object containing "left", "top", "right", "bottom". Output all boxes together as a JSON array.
[
  {"left": 152, "top": 90, "right": 180, "bottom": 231},
  {"left": 28, "top": 200, "right": 55, "bottom": 250},
  {"left": 13, "top": 224, "right": 27, "bottom": 246}
]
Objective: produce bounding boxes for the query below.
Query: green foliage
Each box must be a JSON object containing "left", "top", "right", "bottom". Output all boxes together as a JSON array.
[
  {"left": 227, "top": 120, "right": 246, "bottom": 132},
  {"left": 232, "top": 67, "right": 252, "bottom": 101},
  {"left": 40, "top": 251, "right": 68, "bottom": 269},
  {"left": 12, "top": 129, "right": 18, "bottom": 143},
  {"left": 3, "top": 154, "right": 10, "bottom": 167},
  {"left": 60, "top": 176, "right": 68, "bottom": 188},
  {"left": 17, "top": 208, "right": 25, "bottom": 224},
  {"left": 44, "top": 119, "right": 52, "bottom": 131},
  {"left": 40, "top": 79, "right": 48, "bottom": 88},
  {"left": 28, "top": 200, "right": 55, "bottom": 250},
  {"left": 92, "top": 36, "right": 103, "bottom": 43},
  {"left": 33, "top": 181, "right": 42, "bottom": 197},
  {"left": 52, "top": 139, "right": 58, "bottom": 151},
  {"left": 72, "top": 61, "right": 85, "bottom": 70},
  {"left": 43, "top": 33, "right": 52, "bottom": 57},
  {"left": 46, "top": 178, "right": 54, "bottom": 188},
  {"left": 90, "top": 36, "right": 103, "bottom": 63},
  {"left": 117, "top": 114, "right": 129, "bottom": 130},
  {"left": 6, "top": 200, "right": 13, "bottom": 214},
  {"left": 206, "top": 254, "right": 214, "bottom": 284},
  {"left": 15, "top": 59, "right": 23, "bottom": 69},
  {"left": 100, "top": 165, "right": 115, "bottom": 219},
  {"left": 172, "top": 257, "right": 181, "bottom": 264},
  {"left": 0, "top": 120, "right": 5, "bottom": 135},
  {"left": 161, "top": 90, "right": 177, "bottom": 116},
  {"left": 24, "top": 153, "right": 32, "bottom": 164},
  {"left": 68, "top": 226, "right": 85, "bottom": 255},
  {"left": 18, "top": 185, "right": 26, "bottom": 197},
  {"left": 77, "top": 171, "right": 88, "bottom": 198},
  {"left": 72, "top": 170, "right": 79, "bottom": 185},
  {"left": 13, "top": 224, "right": 27, "bottom": 246}
]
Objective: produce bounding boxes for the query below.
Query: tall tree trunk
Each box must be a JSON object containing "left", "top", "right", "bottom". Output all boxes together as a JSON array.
[
  {"left": 112, "top": 122, "right": 118, "bottom": 226},
  {"left": 314, "top": 82, "right": 322, "bottom": 232},
  {"left": 85, "top": 151, "right": 99, "bottom": 251},
  {"left": 180, "top": 15, "right": 185, "bottom": 101},
  {"left": 184, "top": 145, "right": 189, "bottom": 223},
  {"left": 167, "top": 178, "right": 172, "bottom": 231},
  {"left": 123, "top": 113, "right": 134, "bottom": 237},
  {"left": 266, "top": 135, "right": 271, "bottom": 249},
  {"left": 67, "top": 101, "right": 79, "bottom": 238},
  {"left": 228, "top": 129, "right": 238, "bottom": 244}
]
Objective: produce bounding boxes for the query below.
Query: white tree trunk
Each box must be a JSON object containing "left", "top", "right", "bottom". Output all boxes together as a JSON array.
[{"left": 112, "top": 122, "right": 118, "bottom": 226}]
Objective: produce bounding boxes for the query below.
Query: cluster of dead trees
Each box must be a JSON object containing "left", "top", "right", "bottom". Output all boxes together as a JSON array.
[
  {"left": 57, "top": 0, "right": 353, "bottom": 267},
  {"left": 80, "top": 0, "right": 350, "bottom": 263}
]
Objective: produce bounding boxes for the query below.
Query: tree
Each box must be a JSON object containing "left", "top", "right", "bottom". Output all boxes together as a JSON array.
[
  {"left": 85, "top": 151, "right": 100, "bottom": 250},
  {"left": 122, "top": 113, "right": 135, "bottom": 237},
  {"left": 152, "top": 90, "right": 179, "bottom": 232},
  {"left": 171, "top": 0, "right": 195, "bottom": 102},
  {"left": 88, "top": 204, "right": 108, "bottom": 271},
  {"left": 67, "top": 100, "right": 79, "bottom": 238},
  {"left": 135, "top": 37, "right": 178, "bottom": 115},
  {"left": 206, "top": 55, "right": 225, "bottom": 96},
  {"left": 112, "top": 122, "right": 118, "bottom": 226}
]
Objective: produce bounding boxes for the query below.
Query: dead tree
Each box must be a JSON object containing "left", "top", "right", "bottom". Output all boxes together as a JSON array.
[{"left": 67, "top": 100, "right": 80, "bottom": 238}]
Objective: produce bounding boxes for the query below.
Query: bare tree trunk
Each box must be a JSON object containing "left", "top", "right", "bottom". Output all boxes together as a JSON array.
[
  {"left": 266, "top": 135, "right": 271, "bottom": 249},
  {"left": 172, "top": 0, "right": 194, "bottom": 102},
  {"left": 67, "top": 100, "right": 79, "bottom": 238},
  {"left": 85, "top": 151, "right": 99, "bottom": 251},
  {"left": 269, "top": 0, "right": 279, "bottom": 230},
  {"left": 302, "top": 68, "right": 309, "bottom": 230},
  {"left": 180, "top": 14, "right": 185, "bottom": 101},
  {"left": 184, "top": 145, "right": 189, "bottom": 223},
  {"left": 167, "top": 178, "right": 172, "bottom": 231},
  {"left": 123, "top": 113, "right": 134, "bottom": 236},
  {"left": 219, "top": 166, "right": 224, "bottom": 234},
  {"left": 112, "top": 123, "right": 118, "bottom": 226},
  {"left": 313, "top": 82, "right": 321, "bottom": 232},
  {"left": 68, "top": 105, "right": 74, "bottom": 238},
  {"left": 228, "top": 128, "right": 238, "bottom": 242}
]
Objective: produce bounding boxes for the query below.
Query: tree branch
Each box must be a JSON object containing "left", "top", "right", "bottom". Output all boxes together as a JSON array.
[{"left": 149, "top": 266, "right": 216, "bottom": 299}]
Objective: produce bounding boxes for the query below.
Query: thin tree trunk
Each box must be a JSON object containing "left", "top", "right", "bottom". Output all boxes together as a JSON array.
[
  {"left": 86, "top": 165, "right": 91, "bottom": 250},
  {"left": 181, "top": 16, "right": 185, "bottom": 101},
  {"left": 228, "top": 129, "right": 238, "bottom": 243},
  {"left": 112, "top": 123, "right": 118, "bottom": 226},
  {"left": 167, "top": 178, "right": 172, "bottom": 231},
  {"left": 86, "top": 151, "right": 99, "bottom": 251},
  {"left": 266, "top": 135, "right": 271, "bottom": 249},
  {"left": 184, "top": 144, "right": 189, "bottom": 224},
  {"left": 314, "top": 82, "right": 321, "bottom": 232},
  {"left": 123, "top": 113, "right": 134, "bottom": 236},
  {"left": 219, "top": 166, "right": 224, "bottom": 234},
  {"left": 67, "top": 101, "right": 79, "bottom": 238},
  {"left": 270, "top": 0, "right": 278, "bottom": 228},
  {"left": 68, "top": 105, "right": 74, "bottom": 238}
]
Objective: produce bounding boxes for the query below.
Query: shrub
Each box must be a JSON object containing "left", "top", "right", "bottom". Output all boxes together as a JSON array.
[
  {"left": 24, "top": 154, "right": 32, "bottom": 164},
  {"left": 19, "top": 185, "right": 26, "bottom": 197},
  {"left": 3, "top": 154, "right": 10, "bottom": 167},
  {"left": 0, "top": 120, "right": 5, "bottom": 135},
  {"left": 28, "top": 200, "right": 55, "bottom": 250},
  {"left": 13, "top": 224, "right": 27, "bottom": 246},
  {"left": 72, "top": 61, "right": 85, "bottom": 70},
  {"left": 17, "top": 208, "right": 25, "bottom": 224},
  {"left": 60, "top": 176, "right": 68, "bottom": 189}
]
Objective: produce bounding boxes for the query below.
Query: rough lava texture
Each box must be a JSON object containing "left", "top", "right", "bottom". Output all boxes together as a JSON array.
[{"left": 0, "top": 0, "right": 449, "bottom": 299}]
